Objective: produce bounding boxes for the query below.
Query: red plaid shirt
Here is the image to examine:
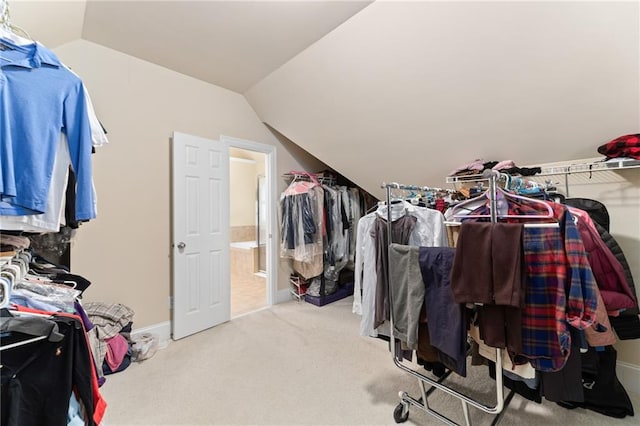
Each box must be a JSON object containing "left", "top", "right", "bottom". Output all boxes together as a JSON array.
[{"left": 464, "top": 199, "right": 598, "bottom": 371}]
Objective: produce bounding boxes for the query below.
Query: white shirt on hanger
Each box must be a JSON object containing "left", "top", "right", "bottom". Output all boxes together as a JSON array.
[{"left": 354, "top": 202, "right": 448, "bottom": 338}]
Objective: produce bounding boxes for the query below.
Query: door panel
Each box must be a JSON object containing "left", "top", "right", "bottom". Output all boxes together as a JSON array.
[{"left": 172, "top": 132, "right": 230, "bottom": 340}]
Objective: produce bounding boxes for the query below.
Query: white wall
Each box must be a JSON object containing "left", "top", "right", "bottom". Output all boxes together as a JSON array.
[
  {"left": 54, "top": 40, "right": 327, "bottom": 328},
  {"left": 229, "top": 158, "right": 258, "bottom": 228}
]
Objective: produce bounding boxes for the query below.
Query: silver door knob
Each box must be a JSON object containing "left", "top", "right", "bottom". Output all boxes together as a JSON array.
[{"left": 177, "top": 242, "right": 186, "bottom": 250}]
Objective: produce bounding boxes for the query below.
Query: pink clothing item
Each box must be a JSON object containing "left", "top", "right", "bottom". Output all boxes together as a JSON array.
[
  {"left": 492, "top": 160, "right": 517, "bottom": 171},
  {"left": 585, "top": 289, "right": 617, "bottom": 347},
  {"left": 448, "top": 159, "right": 485, "bottom": 176},
  {"left": 105, "top": 334, "right": 129, "bottom": 371},
  {"left": 568, "top": 207, "right": 636, "bottom": 312}
]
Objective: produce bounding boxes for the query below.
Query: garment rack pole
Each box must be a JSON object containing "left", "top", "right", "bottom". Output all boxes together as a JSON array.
[
  {"left": 383, "top": 178, "right": 509, "bottom": 425},
  {"left": 0, "top": 335, "right": 47, "bottom": 351}
]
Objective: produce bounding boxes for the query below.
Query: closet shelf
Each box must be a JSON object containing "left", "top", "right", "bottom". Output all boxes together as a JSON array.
[
  {"left": 445, "top": 159, "right": 640, "bottom": 184},
  {"left": 535, "top": 159, "right": 640, "bottom": 177}
]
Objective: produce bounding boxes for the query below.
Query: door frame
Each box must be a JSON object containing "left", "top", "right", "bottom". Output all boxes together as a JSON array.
[{"left": 221, "top": 135, "right": 277, "bottom": 307}]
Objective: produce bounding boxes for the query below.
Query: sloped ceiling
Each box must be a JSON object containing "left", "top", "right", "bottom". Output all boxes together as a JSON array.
[
  {"left": 8, "top": 1, "right": 371, "bottom": 91},
  {"left": 7, "top": 1, "right": 639, "bottom": 199},
  {"left": 8, "top": 0, "right": 86, "bottom": 47},
  {"left": 81, "top": 0, "right": 372, "bottom": 93},
  {"left": 246, "top": 1, "right": 640, "bottom": 198}
]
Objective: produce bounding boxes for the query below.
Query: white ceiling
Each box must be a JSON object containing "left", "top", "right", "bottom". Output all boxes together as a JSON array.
[
  {"left": 8, "top": 1, "right": 639, "bottom": 198},
  {"left": 9, "top": 1, "right": 371, "bottom": 92},
  {"left": 82, "top": 0, "right": 371, "bottom": 93},
  {"left": 9, "top": 0, "right": 86, "bottom": 47},
  {"left": 246, "top": 1, "right": 640, "bottom": 197}
]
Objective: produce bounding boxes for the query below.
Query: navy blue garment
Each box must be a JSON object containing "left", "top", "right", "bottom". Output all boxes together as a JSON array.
[{"left": 418, "top": 247, "right": 467, "bottom": 376}]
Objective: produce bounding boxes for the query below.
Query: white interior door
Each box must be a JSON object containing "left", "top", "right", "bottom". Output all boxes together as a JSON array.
[{"left": 171, "top": 132, "right": 230, "bottom": 340}]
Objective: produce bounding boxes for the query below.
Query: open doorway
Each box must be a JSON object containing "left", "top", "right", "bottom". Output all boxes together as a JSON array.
[{"left": 228, "top": 147, "right": 268, "bottom": 317}]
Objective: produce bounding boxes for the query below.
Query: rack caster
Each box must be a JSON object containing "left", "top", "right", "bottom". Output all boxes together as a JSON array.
[{"left": 393, "top": 400, "right": 410, "bottom": 423}]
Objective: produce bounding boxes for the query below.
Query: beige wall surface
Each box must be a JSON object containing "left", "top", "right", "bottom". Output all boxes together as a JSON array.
[
  {"left": 230, "top": 159, "right": 258, "bottom": 228},
  {"left": 246, "top": 1, "right": 639, "bottom": 199},
  {"left": 56, "top": 40, "right": 326, "bottom": 328},
  {"left": 530, "top": 162, "right": 640, "bottom": 366}
]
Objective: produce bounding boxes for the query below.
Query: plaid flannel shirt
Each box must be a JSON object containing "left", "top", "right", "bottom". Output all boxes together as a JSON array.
[{"left": 464, "top": 200, "right": 597, "bottom": 371}]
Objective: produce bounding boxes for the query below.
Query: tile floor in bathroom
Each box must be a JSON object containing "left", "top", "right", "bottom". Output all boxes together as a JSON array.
[{"left": 230, "top": 246, "right": 267, "bottom": 317}]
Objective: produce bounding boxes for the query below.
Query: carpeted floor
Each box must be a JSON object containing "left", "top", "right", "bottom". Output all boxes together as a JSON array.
[{"left": 100, "top": 297, "right": 638, "bottom": 425}]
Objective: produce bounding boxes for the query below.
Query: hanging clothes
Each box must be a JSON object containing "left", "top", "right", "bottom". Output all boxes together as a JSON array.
[
  {"left": 371, "top": 214, "right": 417, "bottom": 328},
  {"left": 2, "top": 307, "right": 107, "bottom": 426},
  {"left": 447, "top": 199, "right": 599, "bottom": 372},
  {"left": 567, "top": 206, "right": 636, "bottom": 313},
  {"left": 353, "top": 201, "right": 447, "bottom": 338},
  {"left": 281, "top": 172, "right": 368, "bottom": 283},
  {"left": 0, "top": 91, "right": 107, "bottom": 232},
  {"left": 0, "top": 38, "right": 96, "bottom": 220},
  {"left": 450, "top": 222, "right": 525, "bottom": 361}
]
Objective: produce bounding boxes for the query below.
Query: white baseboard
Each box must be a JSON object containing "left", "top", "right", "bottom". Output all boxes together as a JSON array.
[
  {"left": 131, "top": 321, "right": 171, "bottom": 348},
  {"left": 275, "top": 288, "right": 293, "bottom": 304},
  {"left": 617, "top": 361, "right": 640, "bottom": 395}
]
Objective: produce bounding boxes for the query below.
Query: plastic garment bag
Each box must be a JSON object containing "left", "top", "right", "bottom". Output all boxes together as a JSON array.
[{"left": 280, "top": 182, "right": 323, "bottom": 264}]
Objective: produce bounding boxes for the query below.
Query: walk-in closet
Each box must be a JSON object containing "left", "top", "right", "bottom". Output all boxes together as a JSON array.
[{"left": 2, "top": 1, "right": 639, "bottom": 425}]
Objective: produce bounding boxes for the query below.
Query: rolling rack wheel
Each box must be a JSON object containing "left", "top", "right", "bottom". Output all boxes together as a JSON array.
[{"left": 393, "top": 400, "right": 410, "bottom": 423}]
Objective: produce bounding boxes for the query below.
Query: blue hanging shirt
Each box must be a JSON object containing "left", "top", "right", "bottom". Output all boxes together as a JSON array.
[{"left": 0, "top": 38, "right": 95, "bottom": 220}]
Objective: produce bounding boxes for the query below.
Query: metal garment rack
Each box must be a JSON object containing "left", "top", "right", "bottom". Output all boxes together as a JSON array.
[
  {"left": 283, "top": 171, "right": 337, "bottom": 187},
  {"left": 382, "top": 177, "right": 511, "bottom": 426}
]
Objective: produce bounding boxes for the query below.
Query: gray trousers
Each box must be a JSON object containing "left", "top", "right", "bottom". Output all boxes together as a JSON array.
[{"left": 388, "top": 243, "right": 425, "bottom": 349}]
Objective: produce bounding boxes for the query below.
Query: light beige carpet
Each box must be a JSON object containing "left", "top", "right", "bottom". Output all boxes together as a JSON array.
[{"left": 100, "top": 297, "right": 638, "bottom": 425}]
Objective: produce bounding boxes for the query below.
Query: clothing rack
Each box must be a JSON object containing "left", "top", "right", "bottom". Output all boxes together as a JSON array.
[
  {"left": 283, "top": 171, "right": 337, "bottom": 187},
  {"left": 382, "top": 173, "right": 512, "bottom": 426},
  {"left": 382, "top": 182, "right": 457, "bottom": 194}
]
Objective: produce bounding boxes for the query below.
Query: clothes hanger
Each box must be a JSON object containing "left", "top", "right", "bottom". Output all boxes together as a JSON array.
[
  {"left": 284, "top": 170, "right": 320, "bottom": 196},
  {"left": 375, "top": 185, "right": 411, "bottom": 221},
  {"left": 0, "top": 0, "right": 32, "bottom": 45},
  {"left": 0, "top": 277, "right": 9, "bottom": 308},
  {"left": 0, "top": 307, "right": 64, "bottom": 351},
  {"left": 449, "top": 172, "right": 555, "bottom": 220},
  {"left": 1, "top": 268, "right": 17, "bottom": 286},
  {"left": 0, "top": 25, "right": 32, "bottom": 45}
]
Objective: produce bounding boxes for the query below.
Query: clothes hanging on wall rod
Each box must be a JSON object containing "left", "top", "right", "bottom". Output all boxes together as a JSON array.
[
  {"left": 0, "top": 22, "right": 108, "bottom": 233},
  {"left": 280, "top": 169, "right": 372, "bottom": 301}
]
